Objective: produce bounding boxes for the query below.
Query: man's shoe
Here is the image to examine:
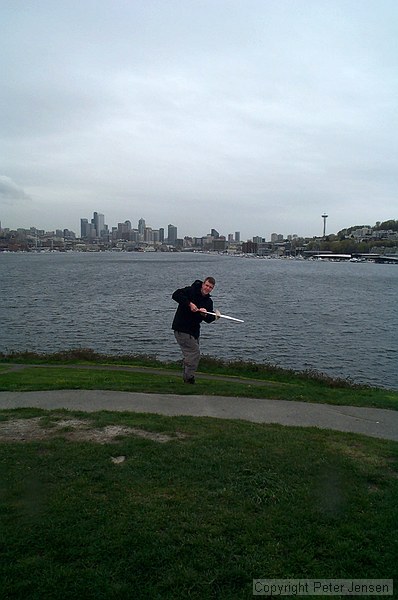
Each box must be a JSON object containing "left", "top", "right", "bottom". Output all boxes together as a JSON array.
[{"left": 184, "top": 377, "right": 195, "bottom": 384}]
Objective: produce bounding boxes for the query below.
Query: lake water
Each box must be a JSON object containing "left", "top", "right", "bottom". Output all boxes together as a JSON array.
[{"left": 1, "top": 251, "right": 397, "bottom": 389}]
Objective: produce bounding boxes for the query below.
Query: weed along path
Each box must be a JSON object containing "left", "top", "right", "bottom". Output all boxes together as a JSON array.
[{"left": 1, "top": 389, "right": 398, "bottom": 441}]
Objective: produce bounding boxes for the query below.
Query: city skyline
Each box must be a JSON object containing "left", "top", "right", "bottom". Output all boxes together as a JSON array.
[
  {"left": 2, "top": 210, "right": 395, "bottom": 245},
  {"left": 77, "top": 210, "right": 336, "bottom": 242},
  {"left": 1, "top": 206, "right": 324, "bottom": 239},
  {"left": 2, "top": 206, "right": 337, "bottom": 242},
  {"left": 1, "top": 2, "right": 397, "bottom": 239}
]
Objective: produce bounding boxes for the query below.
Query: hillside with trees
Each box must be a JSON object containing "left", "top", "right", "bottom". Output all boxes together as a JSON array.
[{"left": 304, "top": 219, "right": 398, "bottom": 254}]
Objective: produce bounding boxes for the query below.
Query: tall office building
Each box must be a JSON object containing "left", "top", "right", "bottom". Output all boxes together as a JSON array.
[
  {"left": 117, "top": 221, "right": 131, "bottom": 239},
  {"left": 144, "top": 227, "right": 153, "bottom": 243},
  {"left": 235, "top": 231, "right": 240, "bottom": 242},
  {"left": 168, "top": 224, "right": 177, "bottom": 244},
  {"left": 138, "top": 218, "right": 146, "bottom": 236},
  {"left": 92, "top": 212, "right": 105, "bottom": 238},
  {"left": 159, "top": 228, "right": 165, "bottom": 243},
  {"left": 80, "top": 218, "right": 89, "bottom": 238}
]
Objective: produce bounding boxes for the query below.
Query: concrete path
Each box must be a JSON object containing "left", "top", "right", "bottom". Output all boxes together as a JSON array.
[{"left": 1, "top": 390, "right": 397, "bottom": 442}]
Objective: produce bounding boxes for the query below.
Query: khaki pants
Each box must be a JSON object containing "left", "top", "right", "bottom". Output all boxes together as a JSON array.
[{"left": 174, "top": 331, "right": 200, "bottom": 380}]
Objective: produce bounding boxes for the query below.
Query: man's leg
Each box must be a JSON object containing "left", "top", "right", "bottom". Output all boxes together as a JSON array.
[{"left": 174, "top": 331, "right": 200, "bottom": 382}]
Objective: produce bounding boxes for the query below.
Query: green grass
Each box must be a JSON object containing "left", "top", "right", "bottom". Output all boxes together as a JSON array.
[
  {"left": 0, "top": 362, "right": 397, "bottom": 410},
  {"left": 0, "top": 352, "right": 397, "bottom": 598},
  {"left": 0, "top": 409, "right": 397, "bottom": 599}
]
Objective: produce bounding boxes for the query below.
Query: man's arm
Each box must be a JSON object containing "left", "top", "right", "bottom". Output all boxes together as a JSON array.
[
  {"left": 172, "top": 286, "right": 193, "bottom": 308},
  {"left": 202, "top": 299, "right": 216, "bottom": 323},
  {"left": 173, "top": 287, "right": 201, "bottom": 314}
]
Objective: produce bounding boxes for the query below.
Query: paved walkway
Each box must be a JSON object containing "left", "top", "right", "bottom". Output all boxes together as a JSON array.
[{"left": 1, "top": 389, "right": 397, "bottom": 441}]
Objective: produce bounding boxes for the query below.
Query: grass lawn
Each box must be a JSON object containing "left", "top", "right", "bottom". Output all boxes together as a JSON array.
[
  {"left": 0, "top": 353, "right": 397, "bottom": 598},
  {"left": 0, "top": 358, "right": 397, "bottom": 410},
  {"left": 1, "top": 408, "right": 397, "bottom": 599}
]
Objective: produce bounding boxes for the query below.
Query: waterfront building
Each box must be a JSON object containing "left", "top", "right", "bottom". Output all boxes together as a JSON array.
[{"left": 213, "top": 238, "right": 227, "bottom": 252}]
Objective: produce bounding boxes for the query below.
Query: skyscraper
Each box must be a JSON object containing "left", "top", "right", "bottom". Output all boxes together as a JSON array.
[
  {"left": 92, "top": 212, "right": 105, "bottom": 238},
  {"left": 138, "top": 218, "right": 146, "bottom": 236},
  {"left": 144, "top": 227, "right": 153, "bottom": 243},
  {"left": 80, "top": 218, "right": 89, "bottom": 238},
  {"left": 168, "top": 224, "right": 177, "bottom": 244}
]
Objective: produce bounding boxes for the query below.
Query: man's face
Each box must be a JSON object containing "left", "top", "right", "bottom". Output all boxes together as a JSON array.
[{"left": 201, "top": 280, "right": 214, "bottom": 295}]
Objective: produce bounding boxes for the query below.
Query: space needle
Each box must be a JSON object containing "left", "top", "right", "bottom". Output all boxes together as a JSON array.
[{"left": 322, "top": 213, "right": 328, "bottom": 238}]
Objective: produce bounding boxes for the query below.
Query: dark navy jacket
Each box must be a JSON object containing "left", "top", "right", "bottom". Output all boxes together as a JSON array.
[{"left": 171, "top": 280, "right": 215, "bottom": 339}]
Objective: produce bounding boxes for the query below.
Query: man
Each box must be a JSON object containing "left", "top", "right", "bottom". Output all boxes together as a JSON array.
[{"left": 172, "top": 277, "right": 220, "bottom": 383}]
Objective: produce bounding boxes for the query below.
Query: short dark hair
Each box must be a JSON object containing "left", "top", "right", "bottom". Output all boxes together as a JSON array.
[{"left": 204, "top": 276, "right": 215, "bottom": 286}]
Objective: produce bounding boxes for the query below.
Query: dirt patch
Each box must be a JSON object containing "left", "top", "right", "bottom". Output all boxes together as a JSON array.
[{"left": 0, "top": 418, "right": 186, "bottom": 444}]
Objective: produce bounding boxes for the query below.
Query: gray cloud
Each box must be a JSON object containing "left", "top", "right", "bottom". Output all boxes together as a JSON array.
[
  {"left": 0, "top": 176, "right": 31, "bottom": 205},
  {"left": 1, "top": 0, "right": 397, "bottom": 238}
]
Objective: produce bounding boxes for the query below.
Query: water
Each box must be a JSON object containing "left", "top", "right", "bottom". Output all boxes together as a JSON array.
[{"left": 1, "top": 252, "right": 397, "bottom": 389}]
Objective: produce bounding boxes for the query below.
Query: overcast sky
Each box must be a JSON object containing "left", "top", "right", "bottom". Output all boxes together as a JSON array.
[{"left": 1, "top": 0, "right": 397, "bottom": 240}]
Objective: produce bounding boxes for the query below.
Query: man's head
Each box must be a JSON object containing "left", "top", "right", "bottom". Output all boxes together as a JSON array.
[{"left": 201, "top": 277, "right": 215, "bottom": 295}]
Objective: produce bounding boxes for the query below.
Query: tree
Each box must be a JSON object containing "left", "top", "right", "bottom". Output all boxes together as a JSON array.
[{"left": 375, "top": 219, "right": 398, "bottom": 231}]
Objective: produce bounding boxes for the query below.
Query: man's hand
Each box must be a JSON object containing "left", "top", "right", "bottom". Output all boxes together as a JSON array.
[
  {"left": 189, "top": 302, "right": 199, "bottom": 312},
  {"left": 215, "top": 309, "right": 221, "bottom": 320}
]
